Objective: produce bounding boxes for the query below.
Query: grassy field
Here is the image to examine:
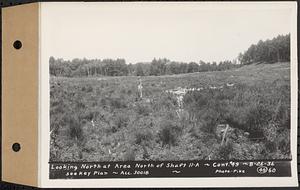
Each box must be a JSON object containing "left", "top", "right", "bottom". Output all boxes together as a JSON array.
[{"left": 50, "top": 62, "right": 291, "bottom": 162}]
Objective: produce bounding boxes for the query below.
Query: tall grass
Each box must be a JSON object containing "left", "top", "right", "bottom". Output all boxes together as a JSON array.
[{"left": 50, "top": 63, "right": 291, "bottom": 161}]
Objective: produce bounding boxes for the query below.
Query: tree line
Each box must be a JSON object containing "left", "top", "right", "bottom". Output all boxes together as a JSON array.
[
  {"left": 238, "top": 34, "right": 290, "bottom": 64},
  {"left": 49, "top": 57, "right": 239, "bottom": 77},
  {"left": 50, "top": 33, "right": 290, "bottom": 77}
]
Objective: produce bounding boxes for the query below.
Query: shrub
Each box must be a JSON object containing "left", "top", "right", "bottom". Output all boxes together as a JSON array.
[
  {"left": 135, "top": 128, "right": 153, "bottom": 145},
  {"left": 199, "top": 109, "right": 220, "bottom": 134},
  {"left": 277, "top": 129, "right": 290, "bottom": 156},
  {"left": 153, "top": 94, "right": 177, "bottom": 112},
  {"left": 123, "top": 147, "right": 136, "bottom": 161},
  {"left": 184, "top": 91, "right": 208, "bottom": 109},
  {"left": 114, "top": 112, "right": 129, "bottom": 129},
  {"left": 264, "top": 140, "right": 277, "bottom": 153},
  {"left": 59, "top": 144, "right": 82, "bottom": 161},
  {"left": 67, "top": 115, "right": 84, "bottom": 141},
  {"left": 75, "top": 100, "right": 86, "bottom": 110},
  {"left": 84, "top": 85, "right": 92, "bottom": 93},
  {"left": 215, "top": 141, "right": 234, "bottom": 160},
  {"left": 110, "top": 97, "right": 127, "bottom": 109},
  {"left": 127, "top": 89, "right": 132, "bottom": 95},
  {"left": 263, "top": 123, "right": 290, "bottom": 157},
  {"left": 245, "top": 103, "right": 272, "bottom": 133},
  {"left": 99, "top": 98, "right": 110, "bottom": 109},
  {"left": 272, "top": 98, "right": 290, "bottom": 129},
  {"left": 224, "top": 85, "right": 275, "bottom": 136},
  {"left": 263, "top": 122, "right": 278, "bottom": 142},
  {"left": 136, "top": 102, "right": 151, "bottom": 116},
  {"left": 158, "top": 120, "right": 182, "bottom": 147},
  {"left": 81, "top": 110, "right": 98, "bottom": 121},
  {"left": 189, "top": 125, "right": 200, "bottom": 138}
]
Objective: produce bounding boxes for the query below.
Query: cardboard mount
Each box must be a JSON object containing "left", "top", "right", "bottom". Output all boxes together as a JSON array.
[{"left": 2, "top": 3, "right": 39, "bottom": 187}]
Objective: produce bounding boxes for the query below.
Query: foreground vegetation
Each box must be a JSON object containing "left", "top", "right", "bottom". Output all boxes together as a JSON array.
[{"left": 50, "top": 62, "right": 291, "bottom": 162}]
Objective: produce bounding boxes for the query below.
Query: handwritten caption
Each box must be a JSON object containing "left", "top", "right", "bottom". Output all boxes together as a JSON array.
[{"left": 49, "top": 160, "right": 290, "bottom": 179}]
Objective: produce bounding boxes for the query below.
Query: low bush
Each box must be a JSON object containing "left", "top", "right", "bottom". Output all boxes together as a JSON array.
[
  {"left": 135, "top": 128, "right": 153, "bottom": 145},
  {"left": 136, "top": 102, "right": 151, "bottom": 116},
  {"left": 198, "top": 109, "right": 220, "bottom": 134},
  {"left": 114, "top": 112, "right": 129, "bottom": 129},
  {"left": 153, "top": 93, "right": 177, "bottom": 112},
  {"left": 123, "top": 147, "right": 136, "bottom": 161},
  {"left": 215, "top": 141, "right": 234, "bottom": 160},
  {"left": 109, "top": 97, "right": 127, "bottom": 109},
  {"left": 50, "top": 63, "right": 291, "bottom": 161},
  {"left": 67, "top": 115, "right": 84, "bottom": 142},
  {"left": 158, "top": 120, "right": 182, "bottom": 147}
]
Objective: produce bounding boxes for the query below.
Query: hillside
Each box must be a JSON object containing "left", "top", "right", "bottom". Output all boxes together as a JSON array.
[
  {"left": 238, "top": 34, "right": 290, "bottom": 64},
  {"left": 50, "top": 62, "right": 291, "bottom": 161}
]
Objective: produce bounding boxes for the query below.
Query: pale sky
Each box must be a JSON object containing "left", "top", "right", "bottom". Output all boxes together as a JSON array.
[{"left": 41, "top": 2, "right": 292, "bottom": 64}]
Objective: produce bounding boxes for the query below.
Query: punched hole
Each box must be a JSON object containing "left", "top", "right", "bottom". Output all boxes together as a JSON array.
[
  {"left": 12, "top": 143, "right": 21, "bottom": 152},
  {"left": 13, "top": 40, "right": 22, "bottom": 50}
]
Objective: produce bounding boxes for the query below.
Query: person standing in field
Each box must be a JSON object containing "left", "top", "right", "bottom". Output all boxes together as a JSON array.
[{"left": 138, "top": 78, "right": 143, "bottom": 99}]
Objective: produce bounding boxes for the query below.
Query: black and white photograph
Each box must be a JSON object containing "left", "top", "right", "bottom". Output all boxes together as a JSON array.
[
  {"left": 49, "top": 3, "right": 292, "bottom": 162},
  {"left": 49, "top": 2, "right": 292, "bottom": 161},
  {"left": 41, "top": 2, "right": 297, "bottom": 185}
]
